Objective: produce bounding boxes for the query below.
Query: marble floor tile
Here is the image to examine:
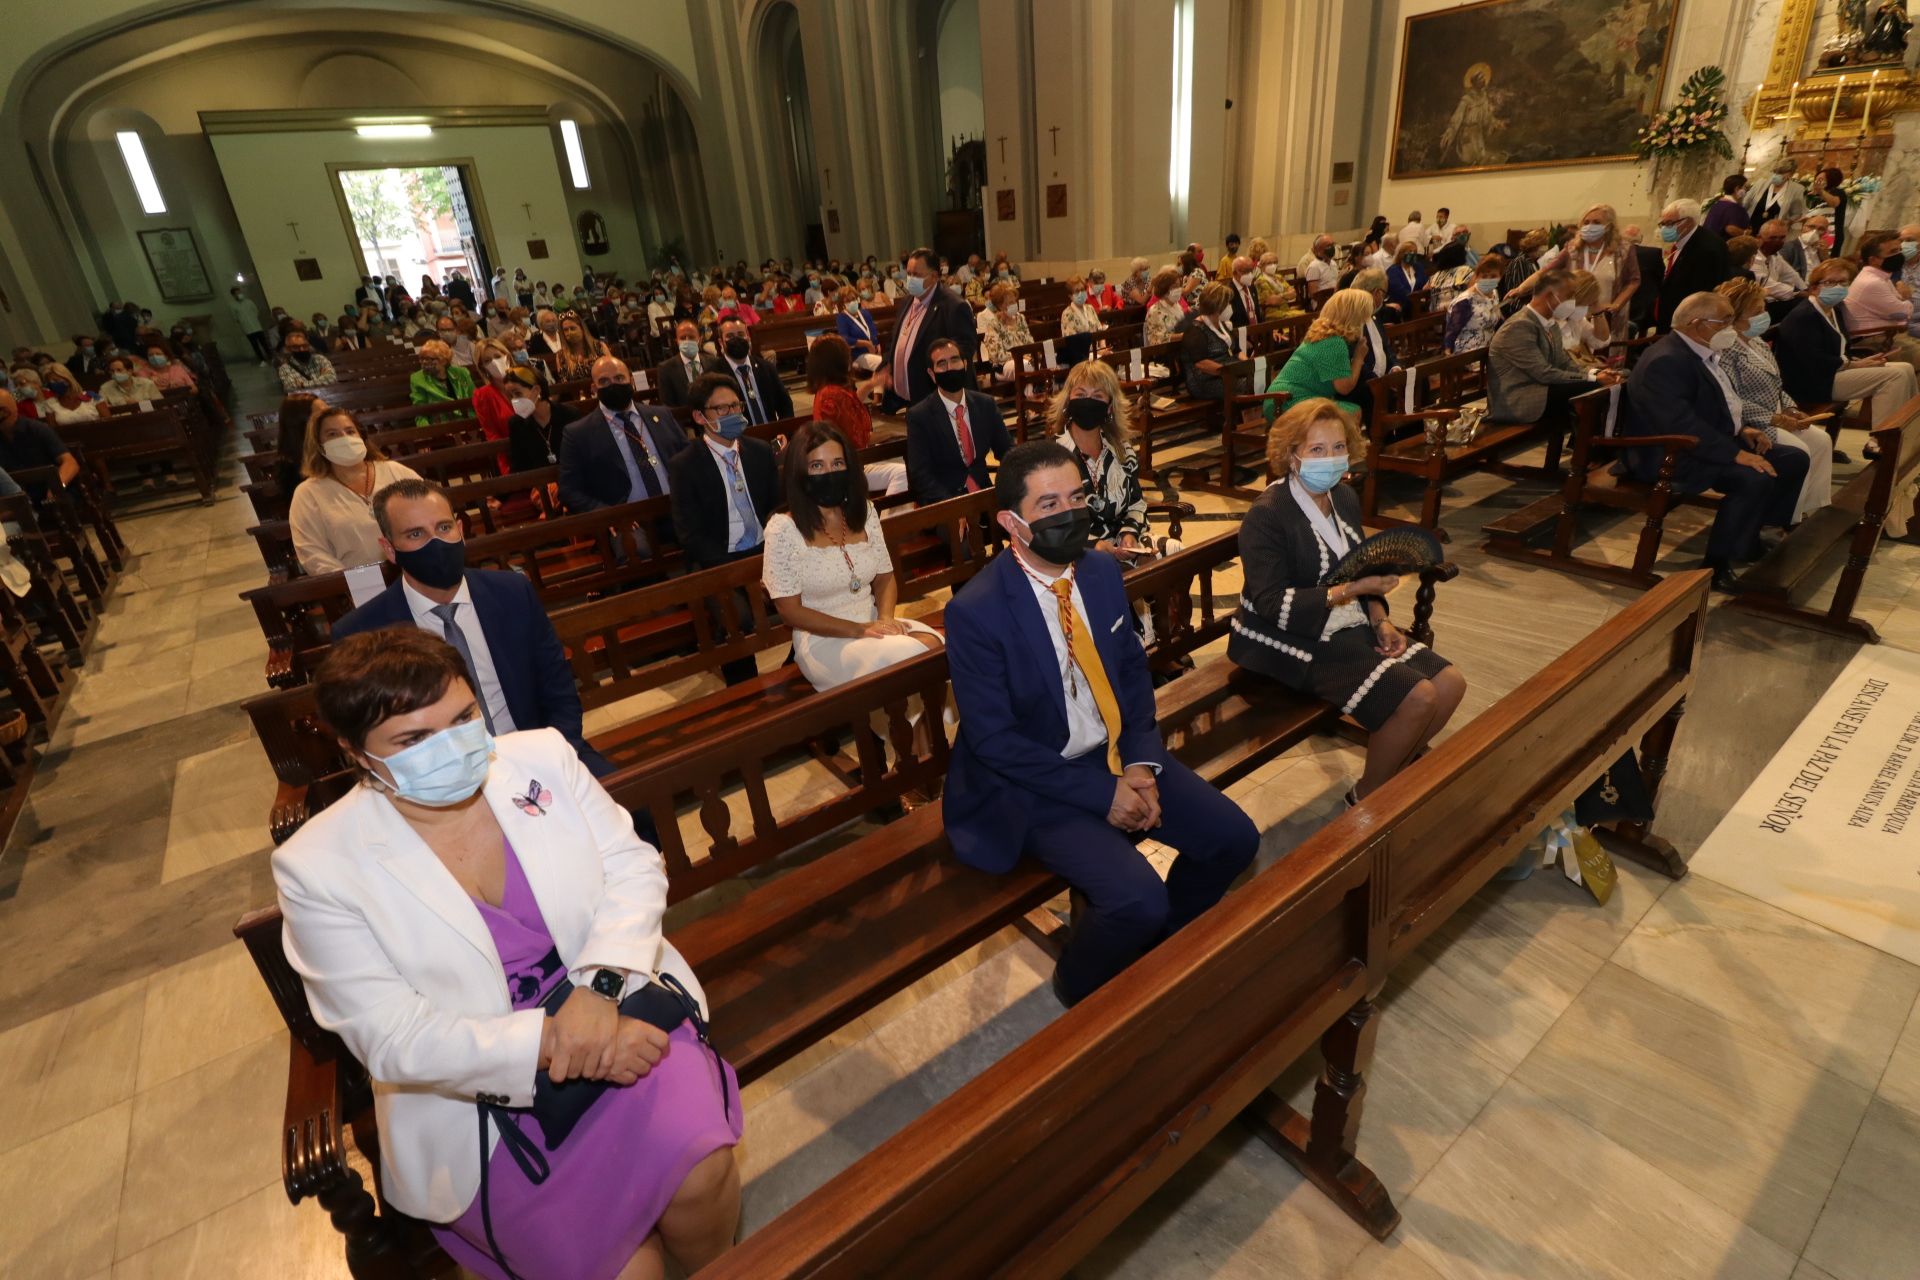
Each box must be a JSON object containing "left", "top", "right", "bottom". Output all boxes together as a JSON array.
[
  {"left": 1469, "top": 848, "right": 1672, "bottom": 965},
  {"left": 1341, "top": 1239, "right": 1450, "bottom": 1280},
  {"left": 1513, "top": 963, "right": 1873, "bottom": 1253},
  {"left": 1875, "top": 991, "right": 1920, "bottom": 1120},
  {"left": 182, "top": 655, "right": 271, "bottom": 715},
  {"left": 116, "top": 543, "right": 214, "bottom": 593},
  {"left": 1076, "top": 1126, "right": 1375, "bottom": 1280},
  {"left": 110, "top": 1180, "right": 352, "bottom": 1280},
  {"left": 737, "top": 1014, "right": 877, "bottom": 1112},
  {"left": 115, "top": 1034, "right": 286, "bottom": 1260},
  {"left": 0, "top": 1102, "right": 132, "bottom": 1280},
  {"left": 0, "top": 979, "right": 146, "bottom": 1156},
  {"left": 134, "top": 942, "right": 285, "bottom": 1092},
  {"left": 1800, "top": 1098, "right": 1920, "bottom": 1280},
  {"left": 868, "top": 938, "right": 1058, "bottom": 1106},
  {"left": 1391, "top": 1080, "right": 1797, "bottom": 1280},
  {"left": 184, "top": 625, "right": 263, "bottom": 682},
  {"left": 857, "top": 929, "right": 1023, "bottom": 1030},
  {"left": 736, "top": 1032, "right": 934, "bottom": 1234},
  {"left": 1790, "top": 1261, "right": 1842, "bottom": 1280},
  {"left": 159, "top": 739, "right": 276, "bottom": 884},
  {"left": 1613, "top": 876, "right": 1920, "bottom": 1091},
  {"left": 63, "top": 669, "right": 193, "bottom": 750}
]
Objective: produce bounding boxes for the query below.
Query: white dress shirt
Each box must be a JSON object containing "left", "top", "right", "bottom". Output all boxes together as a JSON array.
[
  {"left": 1012, "top": 556, "right": 1156, "bottom": 772},
  {"left": 1752, "top": 251, "right": 1807, "bottom": 300},
  {"left": 401, "top": 576, "right": 517, "bottom": 733},
  {"left": 1675, "top": 332, "right": 1746, "bottom": 432},
  {"left": 1302, "top": 257, "right": 1339, "bottom": 292},
  {"left": 704, "top": 435, "right": 749, "bottom": 551}
]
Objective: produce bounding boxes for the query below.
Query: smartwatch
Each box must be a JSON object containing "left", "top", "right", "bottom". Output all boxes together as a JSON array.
[{"left": 588, "top": 969, "right": 624, "bottom": 1002}]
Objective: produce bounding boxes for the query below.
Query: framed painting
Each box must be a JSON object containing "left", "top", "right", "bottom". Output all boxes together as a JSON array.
[
  {"left": 1388, "top": 0, "right": 1684, "bottom": 179},
  {"left": 137, "top": 227, "right": 214, "bottom": 302}
]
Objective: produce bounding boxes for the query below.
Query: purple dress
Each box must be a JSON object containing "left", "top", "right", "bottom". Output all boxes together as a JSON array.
[{"left": 433, "top": 842, "right": 742, "bottom": 1280}]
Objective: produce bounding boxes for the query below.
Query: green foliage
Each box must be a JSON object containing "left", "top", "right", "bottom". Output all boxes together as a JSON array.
[{"left": 1635, "top": 65, "right": 1735, "bottom": 161}]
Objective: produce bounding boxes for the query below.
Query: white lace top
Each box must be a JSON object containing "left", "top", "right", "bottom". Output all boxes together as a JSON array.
[{"left": 761, "top": 507, "right": 895, "bottom": 625}]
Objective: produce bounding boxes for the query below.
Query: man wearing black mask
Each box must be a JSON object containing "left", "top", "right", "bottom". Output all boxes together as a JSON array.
[
  {"left": 903, "top": 337, "right": 1010, "bottom": 505},
  {"left": 714, "top": 317, "right": 792, "bottom": 424},
  {"left": 332, "top": 478, "right": 614, "bottom": 777},
  {"left": 940, "top": 441, "right": 1259, "bottom": 1006},
  {"left": 556, "top": 355, "right": 687, "bottom": 514},
  {"left": 277, "top": 330, "right": 337, "bottom": 391}
]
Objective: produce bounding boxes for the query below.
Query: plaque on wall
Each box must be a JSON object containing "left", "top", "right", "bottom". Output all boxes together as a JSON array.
[
  {"left": 293, "top": 258, "right": 323, "bottom": 281},
  {"left": 1046, "top": 184, "right": 1067, "bottom": 218},
  {"left": 138, "top": 228, "right": 213, "bottom": 302},
  {"left": 1331, "top": 161, "right": 1355, "bottom": 183},
  {"left": 527, "top": 239, "right": 550, "bottom": 260},
  {"left": 577, "top": 210, "right": 609, "bottom": 257},
  {"left": 995, "top": 189, "right": 1016, "bottom": 222},
  {"left": 827, "top": 209, "right": 841, "bottom": 233}
]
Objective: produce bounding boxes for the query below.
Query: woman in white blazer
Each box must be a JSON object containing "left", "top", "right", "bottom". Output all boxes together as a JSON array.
[{"left": 273, "top": 629, "right": 741, "bottom": 1280}]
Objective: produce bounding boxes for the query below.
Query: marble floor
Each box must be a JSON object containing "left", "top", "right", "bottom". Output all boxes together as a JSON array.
[{"left": 3, "top": 370, "right": 1918, "bottom": 1279}]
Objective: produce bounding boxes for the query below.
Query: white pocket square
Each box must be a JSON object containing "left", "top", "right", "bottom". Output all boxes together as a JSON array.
[{"left": 1109, "top": 616, "right": 1125, "bottom": 633}]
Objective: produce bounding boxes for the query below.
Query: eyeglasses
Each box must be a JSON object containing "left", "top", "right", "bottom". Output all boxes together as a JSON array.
[{"left": 705, "top": 402, "right": 744, "bottom": 415}]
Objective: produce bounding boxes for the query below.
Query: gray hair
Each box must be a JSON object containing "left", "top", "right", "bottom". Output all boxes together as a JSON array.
[
  {"left": 1661, "top": 197, "right": 1703, "bottom": 223},
  {"left": 1773, "top": 157, "right": 1796, "bottom": 175},
  {"left": 1672, "top": 291, "right": 1733, "bottom": 328}
]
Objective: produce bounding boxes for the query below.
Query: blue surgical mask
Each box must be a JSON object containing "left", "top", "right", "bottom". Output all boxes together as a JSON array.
[
  {"left": 1295, "top": 457, "right": 1348, "bottom": 494},
  {"left": 1657, "top": 224, "right": 1680, "bottom": 244},
  {"left": 679, "top": 339, "right": 700, "bottom": 360},
  {"left": 903, "top": 274, "right": 928, "bottom": 298},
  {"left": 1745, "top": 313, "right": 1772, "bottom": 337},
  {"left": 1475, "top": 279, "right": 1498, "bottom": 295},
  {"left": 1072, "top": 290, "right": 1088, "bottom": 305},
  {"left": 367, "top": 718, "right": 492, "bottom": 806},
  {"left": 712, "top": 412, "right": 749, "bottom": 440},
  {"left": 1903, "top": 240, "right": 1919, "bottom": 258},
  {"left": 1818, "top": 284, "right": 1849, "bottom": 307},
  {"left": 1579, "top": 222, "right": 1607, "bottom": 242},
  {"left": 147, "top": 353, "right": 167, "bottom": 367}
]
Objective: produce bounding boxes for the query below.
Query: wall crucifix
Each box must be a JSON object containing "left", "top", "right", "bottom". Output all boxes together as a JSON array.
[
  {"left": 285, "top": 221, "right": 301, "bottom": 242},
  {"left": 996, "top": 134, "right": 1008, "bottom": 163},
  {"left": 1048, "top": 125, "right": 1061, "bottom": 155}
]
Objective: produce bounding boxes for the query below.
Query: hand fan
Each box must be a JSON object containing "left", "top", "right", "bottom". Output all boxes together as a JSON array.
[{"left": 1325, "top": 527, "right": 1444, "bottom": 586}]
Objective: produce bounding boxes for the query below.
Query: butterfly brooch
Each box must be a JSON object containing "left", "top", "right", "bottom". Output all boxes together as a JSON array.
[{"left": 513, "top": 780, "right": 553, "bottom": 817}]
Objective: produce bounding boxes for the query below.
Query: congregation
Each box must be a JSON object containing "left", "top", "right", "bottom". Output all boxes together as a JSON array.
[{"left": 8, "top": 151, "right": 1920, "bottom": 1280}]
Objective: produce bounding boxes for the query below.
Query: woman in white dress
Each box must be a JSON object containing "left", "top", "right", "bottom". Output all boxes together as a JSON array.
[{"left": 761, "top": 422, "right": 944, "bottom": 692}]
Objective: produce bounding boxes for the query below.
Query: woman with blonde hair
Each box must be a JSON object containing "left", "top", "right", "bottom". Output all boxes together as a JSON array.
[
  {"left": 1253, "top": 251, "right": 1299, "bottom": 322},
  {"left": 1548, "top": 203, "right": 1640, "bottom": 321},
  {"left": 408, "top": 338, "right": 476, "bottom": 422},
  {"left": 1230, "top": 398, "right": 1464, "bottom": 804},
  {"left": 1264, "top": 288, "right": 1375, "bottom": 418},
  {"left": 288, "top": 407, "right": 421, "bottom": 574},
  {"left": 1047, "top": 360, "right": 1152, "bottom": 558},
  {"left": 553, "top": 312, "right": 607, "bottom": 383}
]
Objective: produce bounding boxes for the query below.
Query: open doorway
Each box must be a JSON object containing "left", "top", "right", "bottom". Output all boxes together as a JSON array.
[{"left": 335, "top": 165, "right": 493, "bottom": 299}]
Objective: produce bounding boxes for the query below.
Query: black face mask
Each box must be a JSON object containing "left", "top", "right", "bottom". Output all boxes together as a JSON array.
[
  {"left": 1020, "top": 507, "right": 1094, "bottom": 564},
  {"left": 1065, "top": 397, "right": 1111, "bottom": 429},
  {"left": 290, "top": 351, "right": 311, "bottom": 365},
  {"left": 597, "top": 384, "right": 635, "bottom": 413},
  {"left": 723, "top": 336, "right": 751, "bottom": 360},
  {"left": 933, "top": 367, "right": 971, "bottom": 393},
  {"left": 1881, "top": 252, "right": 1906, "bottom": 277},
  {"left": 802, "top": 470, "right": 851, "bottom": 507},
  {"left": 393, "top": 535, "right": 467, "bottom": 590}
]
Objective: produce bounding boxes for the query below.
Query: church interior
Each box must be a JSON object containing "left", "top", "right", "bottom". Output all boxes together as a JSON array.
[{"left": 4, "top": 0, "right": 1920, "bottom": 1277}]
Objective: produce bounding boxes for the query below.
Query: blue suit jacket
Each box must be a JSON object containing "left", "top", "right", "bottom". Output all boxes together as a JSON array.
[
  {"left": 556, "top": 404, "right": 689, "bottom": 514},
  {"left": 1619, "top": 332, "right": 1740, "bottom": 489},
  {"left": 330, "top": 568, "right": 614, "bottom": 777},
  {"left": 943, "top": 550, "right": 1165, "bottom": 873}
]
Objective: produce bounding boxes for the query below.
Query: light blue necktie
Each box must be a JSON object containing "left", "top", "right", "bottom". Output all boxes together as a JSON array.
[
  {"left": 428, "top": 603, "right": 496, "bottom": 732},
  {"left": 721, "top": 450, "right": 761, "bottom": 552}
]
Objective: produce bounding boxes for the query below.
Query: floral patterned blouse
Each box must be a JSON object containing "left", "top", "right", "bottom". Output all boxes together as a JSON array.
[{"left": 979, "top": 312, "right": 1035, "bottom": 366}]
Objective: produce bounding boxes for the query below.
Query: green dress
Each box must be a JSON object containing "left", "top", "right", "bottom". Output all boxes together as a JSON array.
[
  {"left": 409, "top": 364, "right": 476, "bottom": 425},
  {"left": 1265, "top": 336, "right": 1359, "bottom": 421}
]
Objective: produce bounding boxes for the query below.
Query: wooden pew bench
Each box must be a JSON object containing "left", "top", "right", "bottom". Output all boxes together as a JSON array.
[
  {"left": 1358, "top": 348, "right": 1565, "bottom": 537},
  {"left": 54, "top": 404, "right": 215, "bottom": 506},
  {"left": 231, "top": 538, "right": 1462, "bottom": 1277},
  {"left": 700, "top": 570, "right": 1708, "bottom": 1279},
  {"left": 1481, "top": 387, "right": 1711, "bottom": 590},
  {"left": 1727, "top": 393, "right": 1920, "bottom": 640}
]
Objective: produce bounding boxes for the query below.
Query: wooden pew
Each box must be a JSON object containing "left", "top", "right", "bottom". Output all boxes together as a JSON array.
[
  {"left": 1359, "top": 348, "right": 1565, "bottom": 537},
  {"left": 230, "top": 537, "right": 1463, "bottom": 1277},
  {"left": 698, "top": 569, "right": 1708, "bottom": 1279},
  {"left": 0, "top": 494, "right": 95, "bottom": 655},
  {"left": 1481, "top": 387, "right": 1707, "bottom": 590},
  {"left": 1725, "top": 394, "right": 1920, "bottom": 641},
  {"left": 54, "top": 404, "right": 215, "bottom": 506},
  {"left": 1179, "top": 358, "right": 1282, "bottom": 500}
]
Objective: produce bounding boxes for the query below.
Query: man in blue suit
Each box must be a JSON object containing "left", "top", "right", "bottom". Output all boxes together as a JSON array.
[
  {"left": 1621, "top": 291, "right": 1808, "bottom": 591},
  {"left": 331, "top": 477, "right": 613, "bottom": 778},
  {"left": 557, "top": 354, "right": 689, "bottom": 514},
  {"left": 943, "top": 441, "right": 1259, "bottom": 1005}
]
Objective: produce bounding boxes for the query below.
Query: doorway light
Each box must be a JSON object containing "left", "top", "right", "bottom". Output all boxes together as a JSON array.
[
  {"left": 115, "top": 131, "right": 166, "bottom": 215},
  {"left": 357, "top": 123, "right": 433, "bottom": 139},
  {"left": 559, "top": 119, "right": 590, "bottom": 189}
]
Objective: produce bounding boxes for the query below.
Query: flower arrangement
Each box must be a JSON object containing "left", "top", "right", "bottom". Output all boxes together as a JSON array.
[
  {"left": 1634, "top": 66, "right": 1735, "bottom": 160},
  {"left": 1794, "top": 172, "right": 1883, "bottom": 201}
]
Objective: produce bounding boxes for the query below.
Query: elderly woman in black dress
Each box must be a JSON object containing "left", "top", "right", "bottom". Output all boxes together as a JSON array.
[{"left": 1227, "top": 398, "right": 1467, "bottom": 803}]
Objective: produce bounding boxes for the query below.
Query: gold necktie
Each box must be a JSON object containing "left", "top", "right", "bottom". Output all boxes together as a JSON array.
[{"left": 1049, "top": 577, "right": 1123, "bottom": 775}]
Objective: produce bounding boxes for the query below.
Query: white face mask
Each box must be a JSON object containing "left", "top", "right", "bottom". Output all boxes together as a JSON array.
[
  {"left": 509, "top": 396, "right": 537, "bottom": 418},
  {"left": 1579, "top": 223, "right": 1607, "bottom": 242},
  {"left": 1570, "top": 304, "right": 1590, "bottom": 324},
  {"left": 1550, "top": 297, "right": 1577, "bottom": 321},
  {"left": 1264, "top": 264, "right": 1278, "bottom": 276},
  {"left": 485, "top": 357, "right": 506, "bottom": 379},
  {"left": 322, "top": 434, "right": 367, "bottom": 466},
  {"left": 1707, "top": 327, "right": 1739, "bottom": 352}
]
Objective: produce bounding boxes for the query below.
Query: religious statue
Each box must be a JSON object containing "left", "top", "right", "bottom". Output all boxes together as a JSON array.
[
  {"left": 1439, "top": 63, "right": 1504, "bottom": 167},
  {"left": 1864, "top": 0, "right": 1912, "bottom": 60}
]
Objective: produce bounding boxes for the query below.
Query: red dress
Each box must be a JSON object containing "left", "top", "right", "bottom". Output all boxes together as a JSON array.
[
  {"left": 473, "top": 383, "right": 514, "bottom": 476},
  {"left": 811, "top": 382, "right": 872, "bottom": 449}
]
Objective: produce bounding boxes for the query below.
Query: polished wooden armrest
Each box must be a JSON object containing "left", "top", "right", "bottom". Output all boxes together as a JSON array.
[{"left": 283, "top": 1037, "right": 350, "bottom": 1204}]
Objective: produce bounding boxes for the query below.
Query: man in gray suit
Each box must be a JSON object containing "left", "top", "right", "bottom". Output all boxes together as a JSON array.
[
  {"left": 1487, "top": 269, "right": 1624, "bottom": 463},
  {"left": 1747, "top": 158, "right": 1809, "bottom": 233}
]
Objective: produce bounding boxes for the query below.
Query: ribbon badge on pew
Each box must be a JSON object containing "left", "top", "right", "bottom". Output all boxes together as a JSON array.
[{"left": 513, "top": 780, "right": 553, "bottom": 818}]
